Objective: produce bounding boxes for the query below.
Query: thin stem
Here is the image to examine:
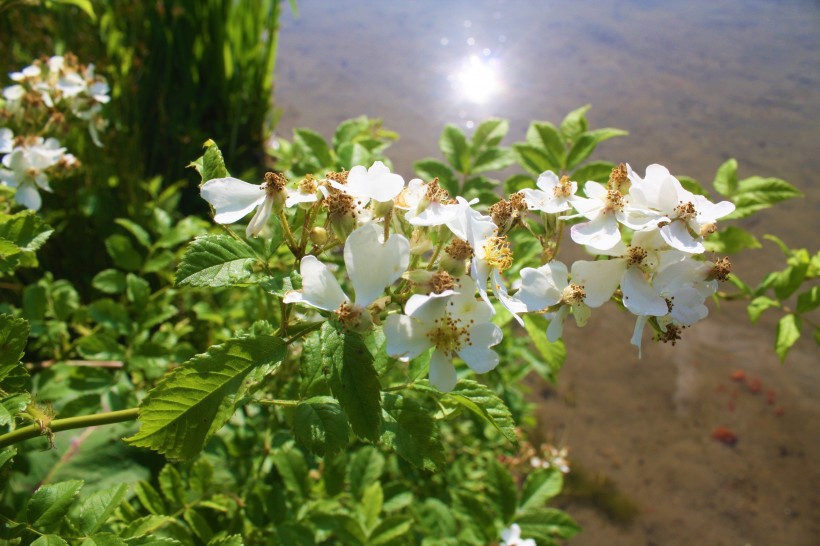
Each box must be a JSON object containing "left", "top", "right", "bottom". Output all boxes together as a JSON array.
[
  {"left": 256, "top": 399, "right": 299, "bottom": 408},
  {"left": 277, "top": 209, "right": 299, "bottom": 253},
  {"left": 0, "top": 408, "right": 139, "bottom": 450}
]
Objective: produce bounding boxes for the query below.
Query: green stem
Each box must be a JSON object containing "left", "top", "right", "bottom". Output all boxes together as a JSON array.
[
  {"left": 0, "top": 408, "right": 139, "bottom": 450},
  {"left": 256, "top": 399, "right": 299, "bottom": 408}
]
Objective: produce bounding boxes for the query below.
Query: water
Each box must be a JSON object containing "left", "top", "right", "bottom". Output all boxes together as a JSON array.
[{"left": 275, "top": 1, "right": 820, "bottom": 544}]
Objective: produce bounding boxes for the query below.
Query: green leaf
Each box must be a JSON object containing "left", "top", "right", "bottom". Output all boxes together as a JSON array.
[
  {"left": 337, "top": 142, "right": 372, "bottom": 170},
  {"left": 413, "top": 158, "right": 458, "bottom": 196},
  {"left": 207, "top": 534, "right": 243, "bottom": 546},
  {"left": 471, "top": 147, "right": 515, "bottom": 174},
  {"left": 560, "top": 105, "right": 591, "bottom": 143},
  {"left": 184, "top": 509, "right": 213, "bottom": 543},
  {"left": 487, "top": 459, "right": 517, "bottom": 524},
  {"left": 0, "top": 314, "right": 30, "bottom": 392},
  {"left": 105, "top": 234, "right": 142, "bottom": 271},
  {"left": 293, "top": 396, "right": 350, "bottom": 456},
  {"left": 725, "top": 176, "right": 802, "bottom": 219},
  {"left": 92, "top": 269, "right": 127, "bottom": 294},
  {"left": 176, "top": 235, "right": 259, "bottom": 287},
  {"left": 77, "top": 483, "right": 129, "bottom": 535},
  {"left": 525, "top": 121, "right": 565, "bottom": 168},
  {"left": 379, "top": 393, "right": 445, "bottom": 471},
  {"left": 521, "top": 315, "right": 566, "bottom": 382},
  {"left": 439, "top": 124, "right": 471, "bottom": 173},
  {"left": 519, "top": 469, "right": 563, "bottom": 512},
  {"left": 517, "top": 508, "right": 580, "bottom": 541},
  {"left": 445, "top": 380, "right": 517, "bottom": 445},
  {"left": 49, "top": 0, "right": 96, "bottom": 20},
  {"left": 747, "top": 296, "right": 780, "bottom": 323},
  {"left": 273, "top": 445, "right": 309, "bottom": 501},
  {"left": 31, "top": 536, "right": 70, "bottom": 546},
  {"left": 369, "top": 516, "right": 413, "bottom": 546},
  {"left": 571, "top": 161, "right": 616, "bottom": 184},
  {"left": 115, "top": 219, "right": 152, "bottom": 249},
  {"left": 333, "top": 116, "right": 369, "bottom": 149},
  {"left": 311, "top": 513, "right": 367, "bottom": 545},
  {"left": 27, "top": 480, "right": 84, "bottom": 532},
  {"left": 125, "top": 335, "right": 286, "bottom": 459},
  {"left": 89, "top": 299, "right": 131, "bottom": 335},
  {"left": 121, "top": 515, "right": 173, "bottom": 538},
  {"left": 158, "top": 465, "right": 185, "bottom": 507},
  {"left": 294, "top": 128, "right": 333, "bottom": 168},
  {"left": 321, "top": 323, "right": 382, "bottom": 441},
  {"left": 712, "top": 158, "right": 738, "bottom": 197},
  {"left": 704, "top": 226, "right": 761, "bottom": 254},
  {"left": 512, "top": 143, "right": 559, "bottom": 176},
  {"left": 347, "top": 446, "right": 385, "bottom": 499},
  {"left": 565, "top": 128, "right": 628, "bottom": 170},
  {"left": 775, "top": 314, "right": 801, "bottom": 362},
  {"left": 127, "top": 274, "right": 150, "bottom": 310},
  {"left": 190, "top": 140, "right": 229, "bottom": 183},
  {"left": 678, "top": 175, "right": 710, "bottom": 196},
  {"left": 796, "top": 286, "right": 819, "bottom": 314},
  {"left": 134, "top": 482, "right": 166, "bottom": 515},
  {"left": 472, "top": 119, "right": 509, "bottom": 151},
  {"left": 504, "top": 174, "right": 536, "bottom": 194},
  {"left": 81, "top": 533, "right": 128, "bottom": 546},
  {"left": 0, "top": 211, "right": 54, "bottom": 254}
]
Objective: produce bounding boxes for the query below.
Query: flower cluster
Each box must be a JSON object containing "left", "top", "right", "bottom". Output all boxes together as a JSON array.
[
  {"left": 201, "top": 159, "right": 734, "bottom": 391},
  {"left": 0, "top": 54, "right": 108, "bottom": 210}
]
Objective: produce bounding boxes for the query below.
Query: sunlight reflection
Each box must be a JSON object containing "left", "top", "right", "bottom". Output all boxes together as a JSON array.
[{"left": 453, "top": 55, "right": 501, "bottom": 105}]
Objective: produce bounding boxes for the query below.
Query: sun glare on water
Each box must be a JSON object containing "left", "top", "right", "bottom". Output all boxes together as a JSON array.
[{"left": 454, "top": 55, "right": 501, "bottom": 104}]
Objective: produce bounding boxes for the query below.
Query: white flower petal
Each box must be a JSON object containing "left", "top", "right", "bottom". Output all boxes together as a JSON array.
[
  {"left": 516, "top": 262, "right": 567, "bottom": 311},
  {"left": 201, "top": 177, "right": 266, "bottom": 224},
  {"left": 630, "top": 315, "right": 650, "bottom": 358},
  {"left": 245, "top": 196, "right": 274, "bottom": 237},
  {"left": 284, "top": 255, "right": 348, "bottom": 311},
  {"left": 0, "top": 128, "right": 13, "bottom": 154},
  {"left": 492, "top": 269, "right": 526, "bottom": 325},
  {"left": 384, "top": 314, "right": 432, "bottom": 361},
  {"left": 345, "top": 223, "right": 410, "bottom": 307},
  {"left": 571, "top": 259, "right": 623, "bottom": 308},
  {"left": 14, "top": 184, "right": 42, "bottom": 210},
  {"left": 458, "top": 322, "right": 501, "bottom": 373},
  {"left": 429, "top": 350, "right": 458, "bottom": 392},
  {"left": 547, "top": 306, "right": 569, "bottom": 342},
  {"left": 660, "top": 221, "right": 703, "bottom": 253},
  {"left": 346, "top": 161, "right": 404, "bottom": 202},
  {"left": 622, "top": 267, "right": 667, "bottom": 316},
  {"left": 570, "top": 213, "right": 621, "bottom": 251}
]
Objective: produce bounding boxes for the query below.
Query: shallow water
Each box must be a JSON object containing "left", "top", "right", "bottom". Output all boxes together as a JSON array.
[{"left": 275, "top": 1, "right": 820, "bottom": 544}]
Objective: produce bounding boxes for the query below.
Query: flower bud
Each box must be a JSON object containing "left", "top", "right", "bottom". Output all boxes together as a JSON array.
[{"left": 309, "top": 226, "right": 328, "bottom": 246}]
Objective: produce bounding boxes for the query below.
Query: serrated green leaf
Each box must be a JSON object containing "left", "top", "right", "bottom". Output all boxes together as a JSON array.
[
  {"left": 115, "top": 219, "right": 152, "bottom": 249},
  {"left": 134, "top": 482, "right": 166, "bottom": 515},
  {"left": 704, "top": 226, "right": 761, "bottom": 254},
  {"left": 471, "top": 147, "right": 515, "bottom": 174},
  {"left": 571, "top": 161, "right": 616, "bottom": 184},
  {"left": 293, "top": 396, "right": 349, "bottom": 456},
  {"left": 321, "top": 323, "right": 382, "bottom": 441},
  {"left": 747, "top": 296, "right": 780, "bottom": 323},
  {"left": 0, "top": 314, "right": 29, "bottom": 392},
  {"left": 440, "top": 124, "right": 471, "bottom": 173},
  {"left": 362, "top": 481, "right": 383, "bottom": 531},
  {"left": 27, "top": 480, "right": 84, "bottom": 532},
  {"left": 176, "top": 235, "right": 258, "bottom": 287},
  {"left": 81, "top": 533, "right": 128, "bottom": 546},
  {"left": 311, "top": 513, "right": 367, "bottom": 545},
  {"left": 517, "top": 508, "right": 580, "bottom": 541},
  {"left": 121, "top": 515, "right": 174, "bottom": 539},
  {"left": 0, "top": 211, "right": 54, "bottom": 254},
  {"left": 712, "top": 158, "right": 738, "bottom": 197},
  {"left": 445, "top": 380, "right": 517, "bottom": 445},
  {"left": 337, "top": 142, "right": 372, "bottom": 170},
  {"left": 77, "top": 483, "right": 129, "bottom": 535},
  {"left": 158, "top": 465, "right": 185, "bottom": 507},
  {"left": 487, "top": 459, "right": 517, "bottom": 524},
  {"left": 775, "top": 314, "right": 801, "bottom": 362},
  {"left": 125, "top": 336, "right": 286, "bottom": 459},
  {"left": 472, "top": 119, "right": 509, "bottom": 152},
  {"left": 413, "top": 158, "right": 458, "bottom": 196},
  {"left": 525, "top": 121, "right": 565, "bottom": 168},
  {"left": 273, "top": 444, "right": 310, "bottom": 501},
  {"left": 191, "top": 140, "right": 229, "bottom": 183},
  {"left": 207, "top": 534, "right": 244, "bottom": 546},
  {"left": 565, "top": 128, "right": 627, "bottom": 170},
  {"left": 678, "top": 175, "right": 710, "bottom": 196},
  {"left": 512, "top": 143, "right": 559, "bottom": 176},
  {"left": 504, "top": 174, "right": 536, "bottom": 194},
  {"left": 294, "top": 128, "right": 333, "bottom": 168},
  {"left": 92, "top": 269, "right": 127, "bottom": 294},
  {"left": 380, "top": 393, "right": 444, "bottom": 471},
  {"left": 333, "top": 116, "right": 369, "bottom": 149},
  {"left": 418, "top": 498, "right": 457, "bottom": 538},
  {"left": 0, "top": 393, "right": 30, "bottom": 427},
  {"left": 348, "top": 446, "right": 385, "bottom": 499},
  {"left": 369, "top": 516, "right": 413, "bottom": 545},
  {"left": 32, "top": 536, "right": 70, "bottom": 546},
  {"left": 184, "top": 509, "right": 213, "bottom": 543},
  {"left": 560, "top": 105, "right": 591, "bottom": 142},
  {"left": 89, "top": 299, "right": 131, "bottom": 335},
  {"left": 519, "top": 468, "right": 563, "bottom": 512},
  {"left": 126, "top": 274, "right": 150, "bottom": 310},
  {"left": 105, "top": 234, "right": 142, "bottom": 271},
  {"left": 725, "top": 176, "right": 802, "bottom": 219}
]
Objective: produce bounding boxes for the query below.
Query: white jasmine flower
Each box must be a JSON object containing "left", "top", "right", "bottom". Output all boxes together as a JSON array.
[
  {"left": 331, "top": 160, "right": 404, "bottom": 205},
  {"left": 384, "top": 277, "right": 501, "bottom": 392},
  {"left": 200, "top": 173, "right": 289, "bottom": 237},
  {"left": 520, "top": 170, "right": 581, "bottom": 213},
  {"left": 284, "top": 223, "right": 409, "bottom": 329},
  {"left": 500, "top": 523, "right": 537, "bottom": 546},
  {"left": 627, "top": 164, "right": 735, "bottom": 253}
]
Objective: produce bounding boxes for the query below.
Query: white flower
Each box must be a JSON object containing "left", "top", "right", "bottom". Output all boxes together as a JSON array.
[
  {"left": 396, "top": 178, "right": 461, "bottom": 226},
  {"left": 500, "top": 523, "right": 537, "bottom": 546},
  {"left": 200, "top": 174, "right": 290, "bottom": 237},
  {"left": 384, "top": 277, "right": 501, "bottom": 392},
  {"left": 516, "top": 259, "right": 621, "bottom": 341},
  {"left": 0, "top": 136, "right": 66, "bottom": 210},
  {"left": 331, "top": 160, "right": 404, "bottom": 205},
  {"left": 568, "top": 181, "right": 655, "bottom": 251},
  {"left": 627, "top": 164, "right": 735, "bottom": 253},
  {"left": 520, "top": 170, "right": 581, "bottom": 213},
  {"left": 284, "top": 223, "right": 409, "bottom": 328},
  {"left": 285, "top": 176, "right": 321, "bottom": 208}
]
